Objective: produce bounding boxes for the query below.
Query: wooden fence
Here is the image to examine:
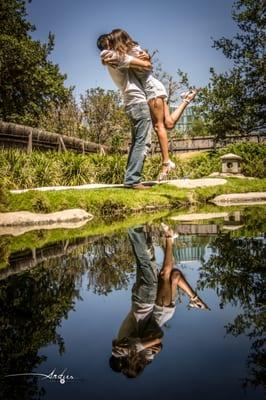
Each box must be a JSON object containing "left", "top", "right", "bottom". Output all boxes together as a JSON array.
[
  {"left": 0, "top": 121, "right": 110, "bottom": 154},
  {"left": 0, "top": 120, "right": 265, "bottom": 155},
  {"left": 161, "top": 132, "right": 266, "bottom": 153}
]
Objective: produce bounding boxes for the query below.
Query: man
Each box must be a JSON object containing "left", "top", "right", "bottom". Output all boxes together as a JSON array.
[{"left": 97, "top": 34, "right": 153, "bottom": 189}]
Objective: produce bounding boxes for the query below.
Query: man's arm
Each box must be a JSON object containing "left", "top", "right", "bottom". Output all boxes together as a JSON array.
[
  {"left": 102, "top": 51, "right": 152, "bottom": 71},
  {"left": 127, "top": 56, "right": 152, "bottom": 70}
]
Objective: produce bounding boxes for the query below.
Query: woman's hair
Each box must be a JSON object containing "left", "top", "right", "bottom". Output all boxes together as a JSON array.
[
  {"left": 110, "top": 29, "right": 138, "bottom": 54},
  {"left": 109, "top": 349, "right": 150, "bottom": 378},
  {"left": 110, "top": 340, "right": 162, "bottom": 378}
]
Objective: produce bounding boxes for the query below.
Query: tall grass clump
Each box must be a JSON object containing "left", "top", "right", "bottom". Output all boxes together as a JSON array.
[
  {"left": 0, "top": 142, "right": 265, "bottom": 190},
  {"left": 90, "top": 154, "right": 127, "bottom": 184},
  {"left": 59, "top": 152, "right": 93, "bottom": 186}
]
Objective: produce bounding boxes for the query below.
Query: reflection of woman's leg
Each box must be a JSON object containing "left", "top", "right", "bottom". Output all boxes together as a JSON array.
[
  {"left": 158, "top": 224, "right": 210, "bottom": 309},
  {"left": 170, "top": 269, "right": 195, "bottom": 299},
  {"left": 148, "top": 97, "right": 170, "bottom": 164},
  {"left": 156, "top": 225, "right": 196, "bottom": 306},
  {"left": 155, "top": 237, "right": 174, "bottom": 306}
]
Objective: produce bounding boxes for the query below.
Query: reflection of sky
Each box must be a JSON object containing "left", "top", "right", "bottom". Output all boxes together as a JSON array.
[
  {"left": 27, "top": 0, "right": 237, "bottom": 98},
  {"left": 32, "top": 232, "right": 263, "bottom": 400}
]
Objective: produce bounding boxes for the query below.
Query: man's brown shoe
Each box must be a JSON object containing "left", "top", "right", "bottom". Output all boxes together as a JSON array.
[{"left": 124, "top": 183, "right": 151, "bottom": 190}]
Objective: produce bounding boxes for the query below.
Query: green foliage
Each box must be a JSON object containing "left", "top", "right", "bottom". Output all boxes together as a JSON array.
[
  {"left": 187, "top": 117, "right": 210, "bottom": 137},
  {"left": 0, "top": 0, "right": 34, "bottom": 37},
  {"left": 99, "top": 199, "right": 130, "bottom": 219},
  {"left": 198, "top": 231, "right": 266, "bottom": 389},
  {"left": 0, "top": 143, "right": 265, "bottom": 192},
  {"left": 80, "top": 87, "right": 131, "bottom": 146},
  {"left": 181, "top": 152, "right": 220, "bottom": 179},
  {"left": 0, "top": 187, "right": 8, "bottom": 211},
  {"left": 0, "top": 0, "right": 70, "bottom": 126},
  {"left": 59, "top": 152, "right": 93, "bottom": 186},
  {"left": 195, "top": 0, "right": 266, "bottom": 139},
  {"left": 31, "top": 194, "right": 52, "bottom": 213},
  {"left": 90, "top": 154, "right": 126, "bottom": 184},
  {"left": 38, "top": 91, "right": 87, "bottom": 139},
  {"left": 219, "top": 141, "right": 266, "bottom": 178}
]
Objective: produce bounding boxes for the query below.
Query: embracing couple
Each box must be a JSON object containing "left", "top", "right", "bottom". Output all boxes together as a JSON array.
[{"left": 97, "top": 29, "right": 197, "bottom": 189}]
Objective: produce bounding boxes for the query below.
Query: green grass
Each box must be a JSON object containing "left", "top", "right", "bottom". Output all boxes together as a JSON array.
[
  {"left": 4, "top": 185, "right": 189, "bottom": 215},
  {"left": 0, "top": 209, "right": 169, "bottom": 262},
  {"left": 3, "top": 178, "right": 266, "bottom": 217},
  {"left": 194, "top": 177, "right": 266, "bottom": 203},
  {"left": 2, "top": 203, "right": 266, "bottom": 270},
  {"left": 0, "top": 142, "right": 265, "bottom": 190}
]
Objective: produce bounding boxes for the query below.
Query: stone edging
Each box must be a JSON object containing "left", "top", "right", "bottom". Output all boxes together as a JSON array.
[
  {"left": 0, "top": 209, "right": 93, "bottom": 227},
  {"left": 212, "top": 192, "right": 266, "bottom": 206}
]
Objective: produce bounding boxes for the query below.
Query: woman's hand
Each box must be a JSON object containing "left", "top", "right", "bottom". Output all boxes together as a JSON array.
[
  {"left": 102, "top": 54, "right": 119, "bottom": 67},
  {"left": 137, "top": 50, "right": 151, "bottom": 61}
]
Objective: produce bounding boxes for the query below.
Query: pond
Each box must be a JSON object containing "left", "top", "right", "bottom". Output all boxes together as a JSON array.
[{"left": 0, "top": 206, "right": 265, "bottom": 400}]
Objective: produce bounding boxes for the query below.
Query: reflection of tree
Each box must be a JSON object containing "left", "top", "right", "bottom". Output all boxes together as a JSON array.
[
  {"left": 0, "top": 236, "right": 11, "bottom": 268},
  {"left": 0, "top": 231, "right": 145, "bottom": 399},
  {"left": 197, "top": 233, "right": 266, "bottom": 389},
  {"left": 84, "top": 235, "right": 135, "bottom": 295},
  {"left": 0, "top": 258, "right": 83, "bottom": 400},
  {"left": 240, "top": 207, "right": 266, "bottom": 237}
]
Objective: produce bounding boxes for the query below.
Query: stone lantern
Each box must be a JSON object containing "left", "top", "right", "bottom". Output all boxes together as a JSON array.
[{"left": 220, "top": 153, "right": 243, "bottom": 174}]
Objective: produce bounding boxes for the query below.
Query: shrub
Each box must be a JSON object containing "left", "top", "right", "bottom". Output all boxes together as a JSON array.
[{"left": 0, "top": 142, "right": 265, "bottom": 190}]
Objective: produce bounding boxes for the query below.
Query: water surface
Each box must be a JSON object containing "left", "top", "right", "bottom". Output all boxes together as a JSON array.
[{"left": 0, "top": 206, "right": 265, "bottom": 400}]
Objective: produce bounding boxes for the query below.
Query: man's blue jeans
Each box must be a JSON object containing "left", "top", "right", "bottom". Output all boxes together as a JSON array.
[
  {"left": 124, "top": 102, "right": 152, "bottom": 186},
  {"left": 128, "top": 226, "right": 158, "bottom": 304}
]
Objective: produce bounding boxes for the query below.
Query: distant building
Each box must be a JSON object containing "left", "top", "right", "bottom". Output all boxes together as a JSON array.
[{"left": 170, "top": 105, "right": 194, "bottom": 132}]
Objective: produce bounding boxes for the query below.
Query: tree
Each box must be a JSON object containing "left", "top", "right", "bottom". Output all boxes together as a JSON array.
[
  {"left": 38, "top": 91, "right": 88, "bottom": 139},
  {"left": 0, "top": 0, "right": 70, "bottom": 126},
  {"left": 195, "top": 0, "right": 266, "bottom": 139},
  {"left": 80, "top": 87, "right": 131, "bottom": 148},
  {"left": 152, "top": 50, "right": 190, "bottom": 106}
]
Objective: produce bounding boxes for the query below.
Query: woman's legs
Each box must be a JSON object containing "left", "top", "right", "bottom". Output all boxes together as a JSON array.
[
  {"left": 163, "top": 90, "right": 198, "bottom": 130},
  {"left": 148, "top": 97, "right": 170, "bottom": 165},
  {"left": 148, "top": 97, "right": 176, "bottom": 180}
]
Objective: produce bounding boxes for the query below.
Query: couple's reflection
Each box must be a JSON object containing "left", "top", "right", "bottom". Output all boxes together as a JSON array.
[{"left": 110, "top": 224, "right": 209, "bottom": 378}]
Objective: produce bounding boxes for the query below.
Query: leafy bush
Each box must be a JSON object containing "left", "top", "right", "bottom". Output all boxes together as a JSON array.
[
  {"left": 0, "top": 142, "right": 265, "bottom": 190},
  {"left": 218, "top": 142, "right": 266, "bottom": 178}
]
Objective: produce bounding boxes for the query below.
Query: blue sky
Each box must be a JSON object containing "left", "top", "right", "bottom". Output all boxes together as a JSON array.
[{"left": 27, "top": 0, "right": 237, "bottom": 97}]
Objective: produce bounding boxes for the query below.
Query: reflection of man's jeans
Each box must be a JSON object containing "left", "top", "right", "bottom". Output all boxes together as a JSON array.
[
  {"left": 124, "top": 102, "right": 152, "bottom": 186},
  {"left": 128, "top": 227, "right": 158, "bottom": 304}
]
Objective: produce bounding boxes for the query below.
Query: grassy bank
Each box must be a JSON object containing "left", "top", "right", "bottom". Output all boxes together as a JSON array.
[
  {"left": 0, "top": 142, "right": 265, "bottom": 190},
  {"left": 0, "top": 210, "right": 170, "bottom": 269},
  {"left": 2, "top": 178, "right": 266, "bottom": 217},
  {"left": 1, "top": 203, "right": 266, "bottom": 270}
]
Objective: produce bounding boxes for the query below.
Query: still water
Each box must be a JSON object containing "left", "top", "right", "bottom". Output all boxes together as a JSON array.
[{"left": 0, "top": 206, "right": 265, "bottom": 400}]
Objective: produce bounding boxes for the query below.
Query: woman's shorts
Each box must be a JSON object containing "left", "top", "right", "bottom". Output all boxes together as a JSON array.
[{"left": 143, "top": 76, "right": 168, "bottom": 102}]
